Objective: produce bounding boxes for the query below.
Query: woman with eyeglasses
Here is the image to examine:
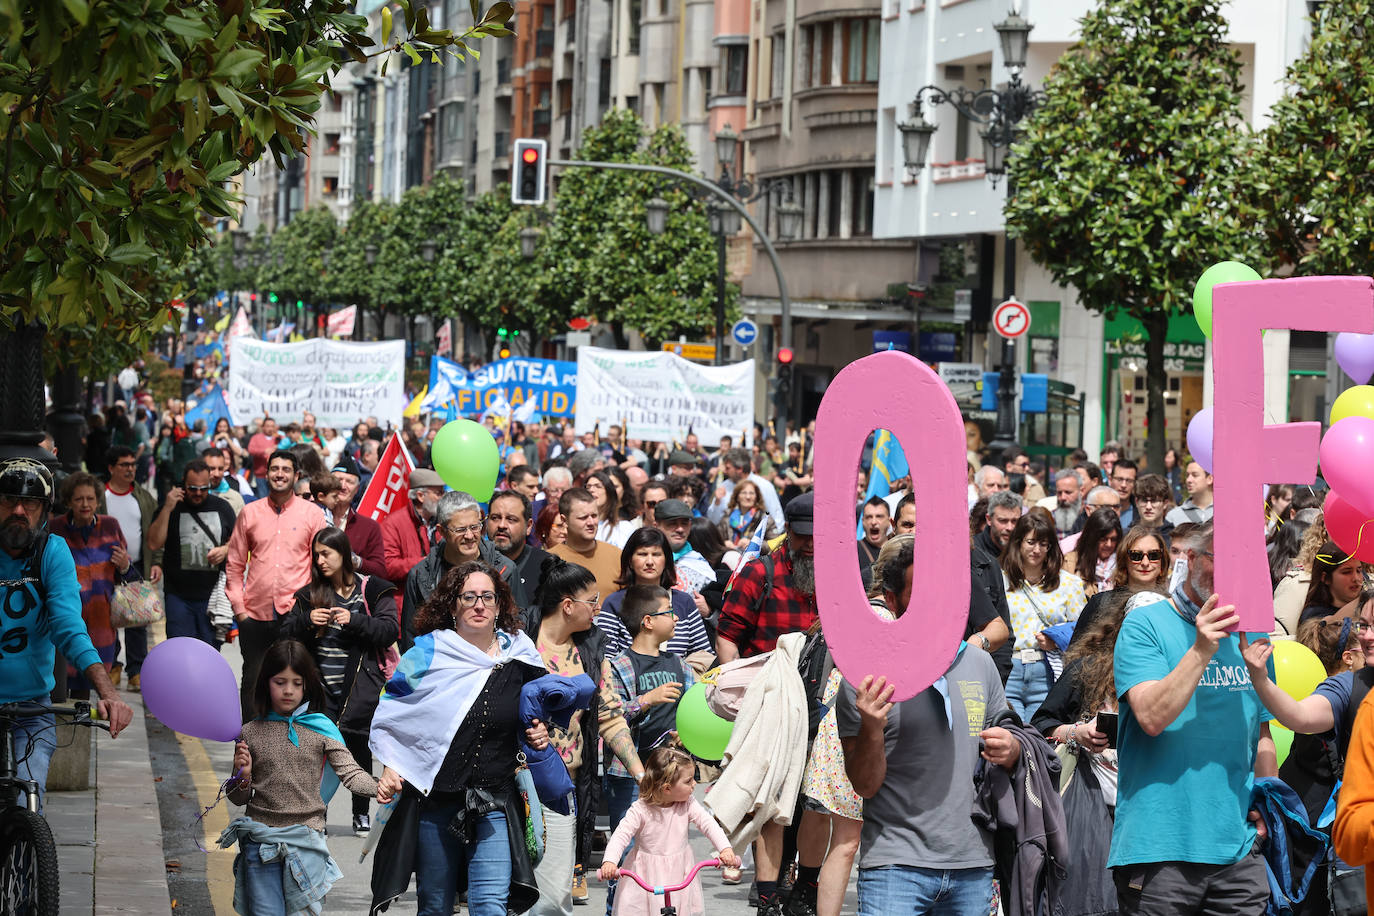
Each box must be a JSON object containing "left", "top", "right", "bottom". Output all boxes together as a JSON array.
[
  {"left": 369, "top": 561, "right": 549, "bottom": 916},
  {"left": 1243, "top": 588, "right": 1374, "bottom": 916},
  {"left": 1031, "top": 526, "right": 1171, "bottom": 916},
  {"left": 523, "top": 557, "right": 645, "bottom": 915}
]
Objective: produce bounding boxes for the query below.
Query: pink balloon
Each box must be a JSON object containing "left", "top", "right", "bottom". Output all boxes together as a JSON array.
[
  {"left": 1323, "top": 491, "right": 1374, "bottom": 563},
  {"left": 141, "top": 637, "right": 242, "bottom": 742},
  {"left": 1320, "top": 416, "right": 1374, "bottom": 516},
  {"left": 1336, "top": 332, "right": 1374, "bottom": 385},
  {"left": 1186, "top": 407, "right": 1214, "bottom": 473}
]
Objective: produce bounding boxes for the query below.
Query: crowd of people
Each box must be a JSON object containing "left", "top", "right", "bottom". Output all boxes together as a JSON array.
[{"left": 12, "top": 363, "right": 1374, "bottom": 916}]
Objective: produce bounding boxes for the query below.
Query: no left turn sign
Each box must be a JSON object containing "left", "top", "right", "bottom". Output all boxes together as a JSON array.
[{"left": 992, "top": 298, "right": 1031, "bottom": 339}]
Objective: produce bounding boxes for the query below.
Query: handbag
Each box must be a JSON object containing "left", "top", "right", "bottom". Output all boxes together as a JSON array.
[
  {"left": 207, "top": 570, "right": 234, "bottom": 640},
  {"left": 1330, "top": 861, "right": 1366, "bottom": 916},
  {"left": 514, "top": 753, "right": 546, "bottom": 866},
  {"left": 111, "top": 577, "right": 164, "bottom": 628}
]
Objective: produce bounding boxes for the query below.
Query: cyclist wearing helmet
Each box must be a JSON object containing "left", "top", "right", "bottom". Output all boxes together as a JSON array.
[{"left": 0, "top": 457, "right": 133, "bottom": 810}]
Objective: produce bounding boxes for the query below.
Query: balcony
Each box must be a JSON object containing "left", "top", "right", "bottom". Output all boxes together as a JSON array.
[{"left": 930, "top": 159, "right": 986, "bottom": 183}]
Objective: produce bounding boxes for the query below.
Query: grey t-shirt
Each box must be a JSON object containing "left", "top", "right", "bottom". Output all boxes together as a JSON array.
[{"left": 835, "top": 646, "right": 1008, "bottom": 871}]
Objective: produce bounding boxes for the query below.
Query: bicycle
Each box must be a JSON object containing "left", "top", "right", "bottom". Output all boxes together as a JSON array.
[
  {"left": 0, "top": 700, "right": 110, "bottom": 916},
  {"left": 615, "top": 857, "right": 722, "bottom": 916}
]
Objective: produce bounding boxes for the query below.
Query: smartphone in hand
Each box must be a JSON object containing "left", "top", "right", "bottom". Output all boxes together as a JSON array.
[{"left": 1097, "top": 712, "right": 1119, "bottom": 749}]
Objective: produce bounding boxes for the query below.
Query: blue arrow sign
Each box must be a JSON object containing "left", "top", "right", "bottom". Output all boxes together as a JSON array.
[{"left": 731, "top": 319, "right": 758, "bottom": 347}]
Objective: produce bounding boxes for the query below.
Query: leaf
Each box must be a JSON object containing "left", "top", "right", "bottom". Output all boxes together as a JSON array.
[
  {"left": 382, "top": 5, "right": 393, "bottom": 47},
  {"left": 480, "top": 1, "right": 514, "bottom": 25},
  {"left": 401, "top": 42, "right": 422, "bottom": 66},
  {"left": 60, "top": 0, "right": 89, "bottom": 25}
]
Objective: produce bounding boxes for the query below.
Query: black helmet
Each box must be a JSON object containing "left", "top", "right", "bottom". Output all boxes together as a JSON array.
[{"left": 0, "top": 457, "right": 54, "bottom": 505}]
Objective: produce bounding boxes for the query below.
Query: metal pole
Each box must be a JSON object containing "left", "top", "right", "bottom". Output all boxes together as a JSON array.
[
  {"left": 548, "top": 158, "right": 792, "bottom": 434},
  {"left": 989, "top": 173, "right": 1019, "bottom": 454},
  {"left": 715, "top": 233, "right": 727, "bottom": 366}
]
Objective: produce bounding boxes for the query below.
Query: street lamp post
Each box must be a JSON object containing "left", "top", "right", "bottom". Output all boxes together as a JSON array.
[{"left": 898, "top": 11, "right": 1043, "bottom": 455}]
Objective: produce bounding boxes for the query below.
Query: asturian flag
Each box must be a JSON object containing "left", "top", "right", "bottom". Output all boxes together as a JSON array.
[{"left": 327, "top": 305, "right": 357, "bottom": 338}]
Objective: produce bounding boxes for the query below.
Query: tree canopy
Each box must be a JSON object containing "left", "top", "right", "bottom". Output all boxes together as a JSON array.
[{"left": 1004, "top": 0, "right": 1263, "bottom": 467}]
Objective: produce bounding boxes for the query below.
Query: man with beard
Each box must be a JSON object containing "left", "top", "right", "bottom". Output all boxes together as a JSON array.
[
  {"left": 200, "top": 446, "right": 245, "bottom": 515},
  {"left": 224, "top": 449, "right": 327, "bottom": 719},
  {"left": 381, "top": 468, "right": 444, "bottom": 585},
  {"left": 652, "top": 499, "right": 716, "bottom": 596},
  {"left": 0, "top": 457, "right": 133, "bottom": 811},
  {"left": 486, "top": 490, "right": 549, "bottom": 605},
  {"left": 716, "top": 492, "right": 818, "bottom": 915}
]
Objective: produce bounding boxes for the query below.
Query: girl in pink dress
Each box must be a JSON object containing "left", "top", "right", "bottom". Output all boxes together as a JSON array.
[{"left": 599, "top": 745, "right": 740, "bottom": 916}]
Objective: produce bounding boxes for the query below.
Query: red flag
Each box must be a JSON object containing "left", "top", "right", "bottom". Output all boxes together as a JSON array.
[{"left": 357, "top": 433, "right": 418, "bottom": 522}]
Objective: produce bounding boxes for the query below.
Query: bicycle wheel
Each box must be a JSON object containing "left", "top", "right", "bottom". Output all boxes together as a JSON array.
[{"left": 0, "top": 808, "right": 59, "bottom": 916}]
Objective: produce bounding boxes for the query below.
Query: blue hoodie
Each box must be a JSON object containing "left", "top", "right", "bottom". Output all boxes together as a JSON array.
[{"left": 0, "top": 534, "right": 102, "bottom": 701}]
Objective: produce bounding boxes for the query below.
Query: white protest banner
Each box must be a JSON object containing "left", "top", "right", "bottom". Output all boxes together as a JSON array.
[
  {"left": 228, "top": 338, "right": 407, "bottom": 428},
  {"left": 574, "top": 347, "right": 754, "bottom": 448},
  {"left": 356, "top": 433, "right": 417, "bottom": 522}
]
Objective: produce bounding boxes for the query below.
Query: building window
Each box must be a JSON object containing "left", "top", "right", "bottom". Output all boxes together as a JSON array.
[
  {"left": 324, "top": 133, "right": 341, "bottom": 155},
  {"left": 770, "top": 35, "right": 785, "bottom": 98},
  {"left": 723, "top": 45, "right": 747, "bottom": 95},
  {"left": 852, "top": 167, "right": 874, "bottom": 236},
  {"left": 629, "top": 0, "right": 642, "bottom": 53},
  {"left": 806, "top": 22, "right": 832, "bottom": 87},
  {"left": 843, "top": 19, "right": 880, "bottom": 83},
  {"left": 599, "top": 58, "right": 611, "bottom": 106},
  {"left": 323, "top": 176, "right": 339, "bottom": 195}
]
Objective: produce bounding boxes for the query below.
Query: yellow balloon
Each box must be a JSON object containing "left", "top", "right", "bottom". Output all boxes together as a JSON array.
[
  {"left": 1331, "top": 385, "right": 1374, "bottom": 426},
  {"left": 1271, "top": 639, "right": 1327, "bottom": 702}
]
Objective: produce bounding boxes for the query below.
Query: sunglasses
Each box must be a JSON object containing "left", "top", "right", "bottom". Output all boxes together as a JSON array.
[
  {"left": 1128, "top": 549, "right": 1163, "bottom": 562},
  {"left": 185, "top": 485, "right": 211, "bottom": 493}
]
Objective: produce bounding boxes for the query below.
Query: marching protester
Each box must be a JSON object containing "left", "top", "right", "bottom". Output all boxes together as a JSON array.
[
  {"left": 147, "top": 459, "right": 237, "bottom": 646},
  {"left": 487, "top": 489, "right": 551, "bottom": 604}
]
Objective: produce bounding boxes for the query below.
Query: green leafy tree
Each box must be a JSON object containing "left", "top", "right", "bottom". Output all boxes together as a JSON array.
[
  {"left": 1004, "top": 0, "right": 1263, "bottom": 469},
  {"left": 543, "top": 109, "right": 735, "bottom": 349},
  {"left": 1251, "top": 2, "right": 1374, "bottom": 275},
  {"left": 256, "top": 206, "right": 338, "bottom": 317},
  {"left": 0, "top": 0, "right": 511, "bottom": 376}
]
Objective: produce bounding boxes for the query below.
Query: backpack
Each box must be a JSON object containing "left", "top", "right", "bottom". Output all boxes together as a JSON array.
[
  {"left": 796, "top": 627, "right": 833, "bottom": 742},
  {"left": 357, "top": 574, "right": 402, "bottom": 679}
]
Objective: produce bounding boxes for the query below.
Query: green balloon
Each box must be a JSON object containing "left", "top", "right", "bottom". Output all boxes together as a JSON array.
[
  {"left": 1272, "top": 724, "right": 1294, "bottom": 768},
  {"left": 675, "top": 683, "right": 734, "bottom": 761},
  {"left": 1191, "top": 261, "right": 1261, "bottom": 339},
  {"left": 430, "top": 419, "right": 500, "bottom": 502}
]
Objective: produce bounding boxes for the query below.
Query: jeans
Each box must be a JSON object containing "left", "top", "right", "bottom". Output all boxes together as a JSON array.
[
  {"left": 1006, "top": 657, "right": 1051, "bottom": 722},
  {"left": 603, "top": 773, "right": 640, "bottom": 916},
  {"left": 10, "top": 705, "right": 56, "bottom": 813},
  {"left": 857, "top": 865, "right": 996, "bottom": 916},
  {"left": 530, "top": 809, "right": 576, "bottom": 916},
  {"left": 237, "top": 615, "right": 283, "bottom": 722},
  {"left": 415, "top": 804, "right": 511, "bottom": 916},
  {"left": 239, "top": 840, "right": 288, "bottom": 915},
  {"left": 164, "top": 592, "right": 217, "bottom": 646}
]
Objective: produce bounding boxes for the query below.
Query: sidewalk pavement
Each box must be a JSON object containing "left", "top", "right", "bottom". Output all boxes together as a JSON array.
[{"left": 46, "top": 688, "right": 172, "bottom": 916}]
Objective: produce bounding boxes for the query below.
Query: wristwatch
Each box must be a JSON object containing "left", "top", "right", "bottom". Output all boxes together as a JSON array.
[{"left": 973, "top": 634, "right": 991, "bottom": 651}]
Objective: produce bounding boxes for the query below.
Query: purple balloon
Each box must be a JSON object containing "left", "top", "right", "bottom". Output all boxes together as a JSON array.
[
  {"left": 1186, "top": 407, "right": 1214, "bottom": 473},
  {"left": 1320, "top": 416, "right": 1374, "bottom": 517},
  {"left": 1336, "top": 333, "right": 1374, "bottom": 385},
  {"left": 141, "top": 637, "right": 242, "bottom": 742}
]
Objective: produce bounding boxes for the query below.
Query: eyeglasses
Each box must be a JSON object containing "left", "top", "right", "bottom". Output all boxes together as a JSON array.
[
  {"left": 0, "top": 495, "right": 45, "bottom": 513},
  {"left": 1111, "top": 474, "right": 1136, "bottom": 484},
  {"left": 458, "top": 592, "right": 498, "bottom": 608},
  {"left": 185, "top": 485, "right": 211, "bottom": 493},
  {"left": 569, "top": 595, "right": 601, "bottom": 610},
  {"left": 114, "top": 461, "right": 137, "bottom": 469},
  {"left": 643, "top": 609, "right": 675, "bottom": 619},
  {"left": 446, "top": 524, "right": 483, "bottom": 537},
  {"left": 1128, "top": 549, "right": 1164, "bottom": 562},
  {"left": 1352, "top": 621, "right": 1373, "bottom": 635},
  {"left": 1137, "top": 496, "right": 1166, "bottom": 505}
]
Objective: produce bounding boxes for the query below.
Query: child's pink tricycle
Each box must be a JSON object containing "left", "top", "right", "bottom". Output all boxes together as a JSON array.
[{"left": 614, "top": 857, "right": 722, "bottom": 916}]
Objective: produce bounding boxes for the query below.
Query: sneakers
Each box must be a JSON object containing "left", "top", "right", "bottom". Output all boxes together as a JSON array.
[
  {"left": 109, "top": 663, "right": 123, "bottom": 687},
  {"left": 352, "top": 814, "right": 370, "bottom": 836},
  {"left": 757, "top": 899, "right": 785, "bottom": 916},
  {"left": 722, "top": 864, "right": 743, "bottom": 885},
  {"left": 783, "top": 891, "right": 819, "bottom": 916},
  {"left": 571, "top": 864, "right": 588, "bottom": 905},
  {"left": 128, "top": 673, "right": 141, "bottom": 692}
]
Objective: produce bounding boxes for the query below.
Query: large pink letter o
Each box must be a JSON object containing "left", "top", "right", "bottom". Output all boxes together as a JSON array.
[{"left": 813, "top": 351, "right": 970, "bottom": 702}]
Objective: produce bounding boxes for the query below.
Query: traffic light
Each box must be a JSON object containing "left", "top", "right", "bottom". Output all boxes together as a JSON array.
[
  {"left": 499, "top": 346, "right": 511, "bottom": 359},
  {"left": 774, "top": 347, "right": 794, "bottom": 409},
  {"left": 497, "top": 327, "right": 508, "bottom": 339},
  {"left": 268, "top": 292, "right": 278, "bottom": 303},
  {"left": 296, "top": 299, "right": 304, "bottom": 309},
  {"left": 512, "top": 138, "right": 548, "bottom": 205}
]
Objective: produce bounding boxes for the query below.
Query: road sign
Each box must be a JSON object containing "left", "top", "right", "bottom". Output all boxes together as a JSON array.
[
  {"left": 662, "top": 341, "right": 716, "bottom": 361},
  {"left": 566, "top": 331, "right": 592, "bottom": 348},
  {"left": 731, "top": 319, "right": 758, "bottom": 347},
  {"left": 992, "top": 298, "right": 1031, "bottom": 339}
]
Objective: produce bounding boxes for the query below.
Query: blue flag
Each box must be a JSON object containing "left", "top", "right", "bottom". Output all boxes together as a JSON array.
[{"left": 185, "top": 384, "right": 233, "bottom": 432}]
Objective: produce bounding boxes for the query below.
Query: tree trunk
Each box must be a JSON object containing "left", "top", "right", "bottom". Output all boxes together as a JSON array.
[
  {"left": 610, "top": 321, "right": 629, "bottom": 351},
  {"left": 1142, "top": 309, "right": 1169, "bottom": 476}
]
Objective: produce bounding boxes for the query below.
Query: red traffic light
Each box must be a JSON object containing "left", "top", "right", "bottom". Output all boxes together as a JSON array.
[
  {"left": 777, "top": 347, "right": 794, "bottom": 365},
  {"left": 522, "top": 147, "right": 540, "bottom": 164}
]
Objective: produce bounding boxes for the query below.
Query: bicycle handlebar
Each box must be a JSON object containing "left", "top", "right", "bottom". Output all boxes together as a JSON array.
[
  {"left": 0, "top": 701, "right": 112, "bottom": 731},
  {"left": 616, "top": 858, "right": 722, "bottom": 895}
]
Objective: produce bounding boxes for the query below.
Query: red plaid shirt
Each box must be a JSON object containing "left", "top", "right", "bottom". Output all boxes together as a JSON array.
[{"left": 717, "top": 544, "right": 817, "bottom": 657}]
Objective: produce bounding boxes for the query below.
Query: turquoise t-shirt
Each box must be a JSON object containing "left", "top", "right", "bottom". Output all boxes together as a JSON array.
[{"left": 1109, "top": 597, "right": 1273, "bottom": 868}]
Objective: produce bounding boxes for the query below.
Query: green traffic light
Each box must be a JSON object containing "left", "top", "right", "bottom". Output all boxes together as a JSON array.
[
  {"left": 269, "top": 293, "right": 278, "bottom": 303},
  {"left": 296, "top": 300, "right": 304, "bottom": 309},
  {"left": 497, "top": 327, "right": 508, "bottom": 338}
]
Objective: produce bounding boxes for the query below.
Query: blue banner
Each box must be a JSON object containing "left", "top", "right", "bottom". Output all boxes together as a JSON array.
[
  {"left": 185, "top": 384, "right": 233, "bottom": 431},
  {"left": 424, "top": 355, "right": 578, "bottom": 418}
]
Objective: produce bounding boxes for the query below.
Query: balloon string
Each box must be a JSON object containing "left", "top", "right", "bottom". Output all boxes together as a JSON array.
[
  {"left": 189, "top": 765, "right": 243, "bottom": 854},
  {"left": 1320, "top": 518, "right": 1374, "bottom": 566}
]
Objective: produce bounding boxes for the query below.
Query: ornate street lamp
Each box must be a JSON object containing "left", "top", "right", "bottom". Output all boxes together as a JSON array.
[
  {"left": 645, "top": 197, "right": 670, "bottom": 236},
  {"left": 715, "top": 123, "right": 740, "bottom": 177},
  {"left": 519, "top": 227, "right": 540, "bottom": 259},
  {"left": 420, "top": 239, "right": 438, "bottom": 263},
  {"left": 364, "top": 243, "right": 378, "bottom": 266}
]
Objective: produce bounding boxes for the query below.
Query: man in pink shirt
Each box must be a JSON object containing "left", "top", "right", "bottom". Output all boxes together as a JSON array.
[
  {"left": 246, "top": 417, "right": 280, "bottom": 499},
  {"left": 224, "top": 449, "right": 326, "bottom": 719}
]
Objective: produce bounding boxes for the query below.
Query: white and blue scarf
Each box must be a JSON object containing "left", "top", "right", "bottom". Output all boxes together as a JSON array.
[{"left": 368, "top": 628, "right": 544, "bottom": 795}]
